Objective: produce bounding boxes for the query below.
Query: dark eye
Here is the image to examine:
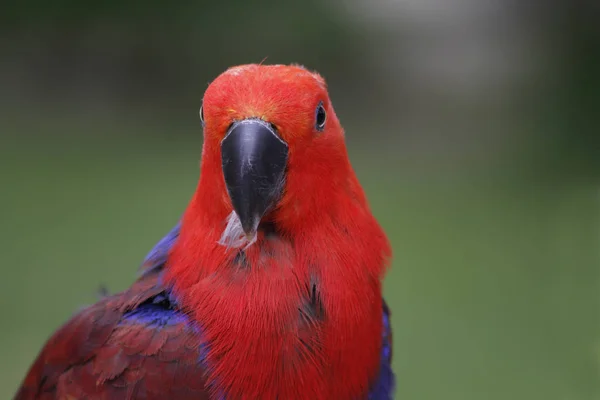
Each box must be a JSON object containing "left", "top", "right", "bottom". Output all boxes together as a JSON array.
[
  {"left": 315, "top": 102, "right": 326, "bottom": 131},
  {"left": 199, "top": 105, "right": 205, "bottom": 126}
]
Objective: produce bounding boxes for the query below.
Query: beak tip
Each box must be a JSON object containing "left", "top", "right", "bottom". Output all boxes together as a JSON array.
[{"left": 241, "top": 216, "right": 259, "bottom": 239}]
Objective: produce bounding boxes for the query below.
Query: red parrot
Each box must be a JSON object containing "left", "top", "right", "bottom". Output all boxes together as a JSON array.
[{"left": 15, "top": 64, "right": 395, "bottom": 400}]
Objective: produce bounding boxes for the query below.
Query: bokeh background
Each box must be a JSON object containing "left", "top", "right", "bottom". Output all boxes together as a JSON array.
[{"left": 1, "top": 1, "right": 599, "bottom": 399}]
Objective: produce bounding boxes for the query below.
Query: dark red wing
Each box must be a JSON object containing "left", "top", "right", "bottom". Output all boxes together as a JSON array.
[{"left": 14, "top": 269, "right": 208, "bottom": 400}]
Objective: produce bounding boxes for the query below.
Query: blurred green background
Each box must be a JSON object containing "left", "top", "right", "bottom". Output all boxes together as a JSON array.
[{"left": 1, "top": 1, "right": 599, "bottom": 399}]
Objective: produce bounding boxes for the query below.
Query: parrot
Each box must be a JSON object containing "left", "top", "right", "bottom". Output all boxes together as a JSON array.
[{"left": 14, "top": 63, "right": 395, "bottom": 400}]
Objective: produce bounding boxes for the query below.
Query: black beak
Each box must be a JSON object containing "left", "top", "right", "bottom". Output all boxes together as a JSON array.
[{"left": 221, "top": 119, "right": 288, "bottom": 237}]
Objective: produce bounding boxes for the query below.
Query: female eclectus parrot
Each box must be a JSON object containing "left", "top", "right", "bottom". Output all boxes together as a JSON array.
[{"left": 15, "top": 64, "right": 395, "bottom": 400}]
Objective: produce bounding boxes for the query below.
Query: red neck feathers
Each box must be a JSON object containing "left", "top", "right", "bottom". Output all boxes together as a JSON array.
[{"left": 163, "top": 64, "right": 391, "bottom": 400}]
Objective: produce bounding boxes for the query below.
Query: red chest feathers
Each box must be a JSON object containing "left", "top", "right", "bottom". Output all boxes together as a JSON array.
[{"left": 165, "top": 233, "right": 384, "bottom": 400}]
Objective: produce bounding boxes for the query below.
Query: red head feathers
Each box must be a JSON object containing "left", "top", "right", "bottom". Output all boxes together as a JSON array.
[{"left": 165, "top": 64, "right": 392, "bottom": 400}]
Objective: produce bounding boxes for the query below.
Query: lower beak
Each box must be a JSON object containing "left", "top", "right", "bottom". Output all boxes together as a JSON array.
[{"left": 221, "top": 119, "right": 288, "bottom": 237}]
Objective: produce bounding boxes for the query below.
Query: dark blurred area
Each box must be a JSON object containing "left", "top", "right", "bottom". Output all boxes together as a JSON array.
[{"left": 0, "top": 1, "right": 599, "bottom": 399}]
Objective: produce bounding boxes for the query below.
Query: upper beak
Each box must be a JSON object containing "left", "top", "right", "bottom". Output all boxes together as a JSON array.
[{"left": 221, "top": 119, "right": 288, "bottom": 237}]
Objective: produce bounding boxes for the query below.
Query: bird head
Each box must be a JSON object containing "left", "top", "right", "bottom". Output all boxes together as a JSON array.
[{"left": 196, "top": 64, "right": 371, "bottom": 246}]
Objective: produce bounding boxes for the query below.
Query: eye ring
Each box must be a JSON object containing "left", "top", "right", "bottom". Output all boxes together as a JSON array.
[
  {"left": 199, "top": 105, "right": 205, "bottom": 126},
  {"left": 315, "top": 102, "right": 326, "bottom": 131}
]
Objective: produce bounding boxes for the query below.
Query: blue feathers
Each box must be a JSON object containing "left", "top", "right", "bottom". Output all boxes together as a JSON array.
[
  {"left": 369, "top": 301, "right": 396, "bottom": 400},
  {"left": 122, "top": 292, "right": 186, "bottom": 327},
  {"left": 122, "top": 302, "right": 187, "bottom": 326},
  {"left": 140, "top": 221, "right": 181, "bottom": 276}
]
